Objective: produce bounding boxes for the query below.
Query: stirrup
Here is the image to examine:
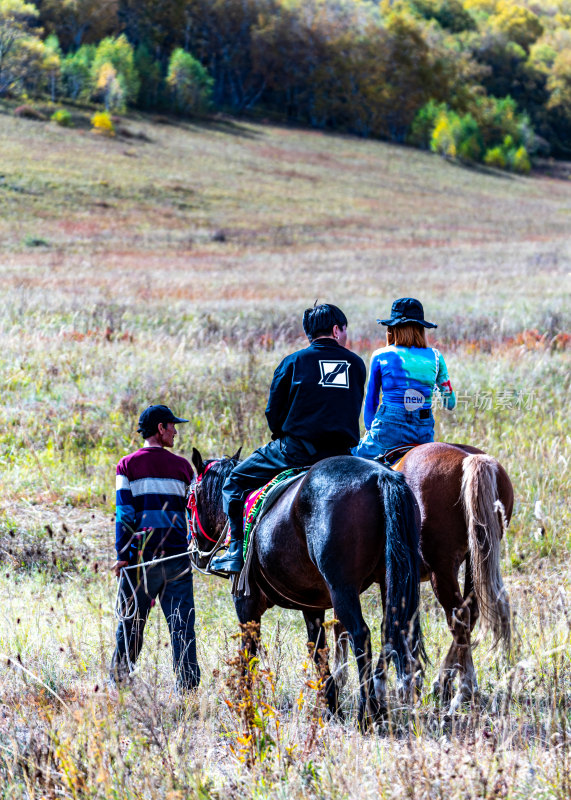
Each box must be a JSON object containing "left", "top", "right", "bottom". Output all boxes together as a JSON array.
[{"left": 208, "top": 540, "right": 244, "bottom": 575}]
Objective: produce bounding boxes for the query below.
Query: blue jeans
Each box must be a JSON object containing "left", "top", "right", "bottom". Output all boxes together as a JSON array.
[
  {"left": 353, "top": 404, "right": 434, "bottom": 460},
  {"left": 111, "top": 554, "right": 200, "bottom": 690}
]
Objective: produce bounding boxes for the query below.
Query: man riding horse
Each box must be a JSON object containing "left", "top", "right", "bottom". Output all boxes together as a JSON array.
[{"left": 210, "top": 303, "right": 367, "bottom": 574}]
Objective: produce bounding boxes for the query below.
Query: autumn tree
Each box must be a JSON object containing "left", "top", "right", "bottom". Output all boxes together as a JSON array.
[
  {"left": 0, "top": 0, "right": 42, "bottom": 95},
  {"left": 39, "top": 0, "right": 118, "bottom": 50},
  {"left": 91, "top": 33, "right": 139, "bottom": 106},
  {"left": 489, "top": 0, "right": 543, "bottom": 52}
]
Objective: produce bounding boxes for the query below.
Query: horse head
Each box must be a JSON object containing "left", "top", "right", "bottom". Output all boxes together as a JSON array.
[{"left": 188, "top": 446, "right": 241, "bottom": 567}]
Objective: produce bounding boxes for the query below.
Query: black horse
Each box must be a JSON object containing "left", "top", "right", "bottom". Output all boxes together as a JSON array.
[{"left": 189, "top": 448, "right": 424, "bottom": 726}]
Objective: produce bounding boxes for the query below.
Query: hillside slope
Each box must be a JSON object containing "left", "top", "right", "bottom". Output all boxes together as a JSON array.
[{"left": 1, "top": 110, "right": 569, "bottom": 339}]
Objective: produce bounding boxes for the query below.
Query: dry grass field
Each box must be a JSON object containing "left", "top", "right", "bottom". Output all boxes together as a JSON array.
[{"left": 0, "top": 105, "right": 569, "bottom": 798}]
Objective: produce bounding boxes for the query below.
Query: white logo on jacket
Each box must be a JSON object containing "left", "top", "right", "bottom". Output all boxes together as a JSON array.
[
  {"left": 319, "top": 360, "right": 351, "bottom": 388},
  {"left": 403, "top": 389, "right": 426, "bottom": 408}
]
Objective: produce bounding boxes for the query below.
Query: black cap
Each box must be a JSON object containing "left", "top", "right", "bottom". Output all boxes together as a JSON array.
[
  {"left": 137, "top": 404, "right": 188, "bottom": 435},
  {"left": 377, "top": 297, "right": 437, "bottom": 329}
]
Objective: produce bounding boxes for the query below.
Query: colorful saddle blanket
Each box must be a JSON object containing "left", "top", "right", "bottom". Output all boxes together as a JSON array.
[{"left": 242, "top": 467, "right": 308, "bottom": 556}]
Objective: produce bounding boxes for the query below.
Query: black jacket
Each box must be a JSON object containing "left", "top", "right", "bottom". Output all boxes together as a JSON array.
[{"left": 265, "top": 339, "right": 366, "bottom": 451}]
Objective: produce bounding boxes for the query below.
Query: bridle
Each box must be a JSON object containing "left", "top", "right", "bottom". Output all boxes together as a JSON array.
[
  {"left": 187, "top": 460, "right": 229, "bottom": 571},
  {"left": 188, "top": 460, "right": 219, "bottom": 544}
]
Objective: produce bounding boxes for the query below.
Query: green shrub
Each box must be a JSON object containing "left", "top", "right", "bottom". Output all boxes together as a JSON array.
[
  {"left": 484, "top": 146, "right": 506, "bottom": 168},
  {"left": 51, "top": 109, "right": 72, "bottom": 127}
]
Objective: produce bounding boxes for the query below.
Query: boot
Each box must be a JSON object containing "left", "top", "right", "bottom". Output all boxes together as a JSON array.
[{"left": 209, "top": 516, "right": 244, "bottom": 574}]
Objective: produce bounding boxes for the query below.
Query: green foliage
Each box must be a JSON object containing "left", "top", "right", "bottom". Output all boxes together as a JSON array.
[
  {"left": 411, "top": 0, "right": 477, "bottom": 32},
  {"left": 91, "top": 34, "right": 140, "bottom": 108},
  {"left": 430, "top": 108, "right": 483, "bottom": 161},
  {"left": 50, "top": 108, "right": 72, "bottom": 127},
  {"left": 471, "top": 94, "right": 533, "bottom": 150},
  {"left": 426, "top": 94, "right": 531, "bottom": 171},
  {"left": 546, "top": 48, "right": 571, "bottom": 120},
  {"left": 511, "top": 144, "right": 531, "bottom": 173},
  {"left": 456, "top": 113, "right": 483, "bottom": 160},
  {"left": 0, "top": 0, "right": 41, "bottom": 95},
  {"left": 489, "top": 0, "right": 543, "bottom": 51},
  {"left": 408, "top": 99, "right": 447, "bottom": 147},
  {"left": 484, "top": 145, "right": 506, "bottom": 167},
  {"left": 60, "top": 44, "right": 95, "bottom": 100},
  {"left": 134, "top": 44, "right": 163, "bottom": 109},
  {"left": 166, "top": 48, "right": 213, "bottom": 114},
  {"left": 431, "top": 109, "right": 461, "bottom": 157}
]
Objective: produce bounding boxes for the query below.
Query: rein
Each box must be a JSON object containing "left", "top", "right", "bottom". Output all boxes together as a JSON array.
[
  {"left": 188, "top": 460, "right": 219, "bottom": 544},
  {"left": 187, "top": 459, "right": 231, "bottom": 574}
]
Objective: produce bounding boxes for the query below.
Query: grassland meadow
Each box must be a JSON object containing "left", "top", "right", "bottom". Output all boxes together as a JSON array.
[{"left": 0, "top": 105, "right": 569, "bottom": 798}]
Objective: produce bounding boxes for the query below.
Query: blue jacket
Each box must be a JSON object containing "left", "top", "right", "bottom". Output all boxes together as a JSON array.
[{"left": 364, "top": 345, "right": 456, "bottom": 429}]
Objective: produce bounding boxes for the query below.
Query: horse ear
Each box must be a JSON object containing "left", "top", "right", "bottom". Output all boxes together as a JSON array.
[
  {"left": 230, "top": 446, "right": 242, "bottom": 461},
  {"left": 192, "top": 447, "right": 205, "bottom": 475}
]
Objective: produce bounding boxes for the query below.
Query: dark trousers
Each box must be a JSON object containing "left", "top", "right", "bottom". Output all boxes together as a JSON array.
[
  {"left": 111, "top": 554, "right": 200, "bottom": 690},
  {"left": 222, "top": 436, "right": 349, "bottom": 523}
]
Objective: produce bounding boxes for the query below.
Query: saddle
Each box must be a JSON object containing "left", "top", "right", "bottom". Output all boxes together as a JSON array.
[
  {"left": 375, "top": 444, "right": 419, "bottom": 469},
  {"left": 234, "top": 467, "right": 308, "bottom": 596}
]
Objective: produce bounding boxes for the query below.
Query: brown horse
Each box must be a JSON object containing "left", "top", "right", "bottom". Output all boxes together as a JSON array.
[{"left": 393, "top": 442, "right": 513, "bottom": 714}]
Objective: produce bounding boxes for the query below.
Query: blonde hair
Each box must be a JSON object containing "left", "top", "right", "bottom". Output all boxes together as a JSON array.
[{"left": 386, "top": 323, "right": 427, "bottom": 348}]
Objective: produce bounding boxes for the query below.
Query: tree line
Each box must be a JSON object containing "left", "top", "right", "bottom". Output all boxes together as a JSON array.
[{"left": 1, "top": 0, "right": 570, "bottom": 170}]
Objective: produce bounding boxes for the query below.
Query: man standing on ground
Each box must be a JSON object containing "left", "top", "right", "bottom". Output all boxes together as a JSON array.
[
  {"left": 110, "top": 404, "right": 200, "bottom": 691},
  {"left": 210, "top": 303, "right": 367, "bottom": 574}
]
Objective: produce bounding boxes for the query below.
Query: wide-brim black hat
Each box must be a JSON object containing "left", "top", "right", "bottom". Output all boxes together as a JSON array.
[
  {"left": 137, "top": 404, "right": 188, "bottom": 433},
  {"left": 377, "top": 297, "right": 437, "bottom": 329}
]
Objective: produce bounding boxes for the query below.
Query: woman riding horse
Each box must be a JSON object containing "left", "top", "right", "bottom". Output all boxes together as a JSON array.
[{"left": 354, "top": 297, "right": 456, "bottom": 460}]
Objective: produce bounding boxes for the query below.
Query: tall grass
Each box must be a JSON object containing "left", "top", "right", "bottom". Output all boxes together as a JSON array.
[{"left": 0, "top": 111, "right": 569, "bottom": 797}]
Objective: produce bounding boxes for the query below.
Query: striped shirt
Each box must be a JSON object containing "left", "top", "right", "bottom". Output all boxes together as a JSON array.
[{"left": 115, "top": 447, "right": 194, "bottom": 561}]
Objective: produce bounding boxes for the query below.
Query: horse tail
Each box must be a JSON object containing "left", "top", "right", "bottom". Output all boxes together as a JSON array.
[
  {"left": 379, "top": 469, "right": 425, "bottom": 674},
  {"left": 461, "top": 454, "right": 511, "bottom": 651}
]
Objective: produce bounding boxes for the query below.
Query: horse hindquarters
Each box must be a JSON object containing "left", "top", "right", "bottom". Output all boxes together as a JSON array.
[{"left": 461, "top": 454, "right": 511, "bottom": 650}]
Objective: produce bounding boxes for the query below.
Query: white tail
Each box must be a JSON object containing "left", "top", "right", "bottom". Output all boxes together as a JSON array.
[{"left": 461, "top": 454, "right": 511, "bottom": 650}]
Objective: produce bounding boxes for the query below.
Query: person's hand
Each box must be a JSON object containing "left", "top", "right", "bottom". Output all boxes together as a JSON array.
[{"left": 111, "top": 560, "right": 128, "bottom": 577}]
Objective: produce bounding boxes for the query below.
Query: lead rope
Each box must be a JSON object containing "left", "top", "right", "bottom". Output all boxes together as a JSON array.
[{"left": 114, "top": 552, "right": 192, "bottom": 678}]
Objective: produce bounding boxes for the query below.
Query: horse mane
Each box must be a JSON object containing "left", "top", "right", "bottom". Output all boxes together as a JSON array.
[{"left": 201, "top": 457, "right": 238, "bottom": 511}]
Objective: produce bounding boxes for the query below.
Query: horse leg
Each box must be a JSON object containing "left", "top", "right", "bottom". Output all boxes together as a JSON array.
[
  {"left": 445, "top": 554, "right": 479, "bottom": 714},
  {"left": 373, "top": 576, "right": 390, "bottom": 715},
  {"left": 303, "top": 609, "right": 339, "bottom": 717},
  {"left": 430, "top": 568, "right": 464, "bottom": 705},
  {"left": 329, "top": 588, "right": 380, "bottom": 730},
  {"left": 447, "top": 601, "right": 475, "bottom": 715},
  {"left": 332, "top": 619, "right": 350, "bottom": 691},
  {"left": 233, "top": 585, "right": 268, "bottom": 662}
]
